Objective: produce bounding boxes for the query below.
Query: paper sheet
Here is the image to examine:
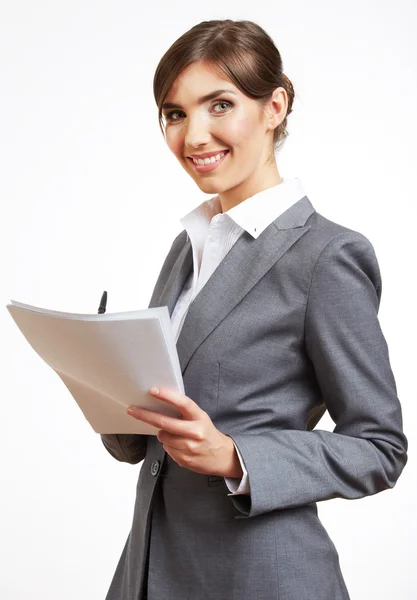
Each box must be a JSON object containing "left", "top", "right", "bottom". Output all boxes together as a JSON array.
[{"left": 7, "top": 300, "right": 185, "bottom": 434}]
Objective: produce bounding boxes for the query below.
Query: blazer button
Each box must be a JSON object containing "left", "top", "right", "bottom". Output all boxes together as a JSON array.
[{"left": 151, "top": 460, "right": 161, "bottom": 476}]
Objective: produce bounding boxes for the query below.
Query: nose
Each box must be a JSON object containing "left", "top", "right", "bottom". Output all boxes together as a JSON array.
[{"left": 184, "top": 116, "right": 212, "bottom": 149}]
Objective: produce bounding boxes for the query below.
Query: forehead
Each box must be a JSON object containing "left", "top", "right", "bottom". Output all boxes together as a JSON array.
[{"left": 165, "top": 61, "right": 239, "bottom": 101}]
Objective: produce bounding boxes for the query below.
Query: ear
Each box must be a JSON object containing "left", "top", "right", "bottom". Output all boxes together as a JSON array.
[{"left": 265, "top": 87, "right": 288, "bottom": 131}]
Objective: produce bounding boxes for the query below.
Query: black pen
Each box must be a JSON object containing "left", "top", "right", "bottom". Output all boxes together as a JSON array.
[{"left": 98, "top": 290, "right": 107, "bottom": 314}]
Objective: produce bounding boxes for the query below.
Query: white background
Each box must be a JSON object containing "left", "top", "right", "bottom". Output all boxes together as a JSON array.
[{"left": 1, "top": 2, "right": 416, "bottom": 599}]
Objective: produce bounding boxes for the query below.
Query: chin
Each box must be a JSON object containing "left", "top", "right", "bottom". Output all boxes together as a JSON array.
[{"left": 195, "top": 180, "right": 223, "bottom": 193}]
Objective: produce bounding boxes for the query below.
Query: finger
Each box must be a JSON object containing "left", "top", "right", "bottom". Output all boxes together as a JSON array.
[
  {"left": 126, "top": 405, "right": 199, "bottom": 438},
  {"left": 149, "top": 386, "right": 204, "bottom": 421},
  {"left": 158, "top": 430, "right": 197, "bottom": 450}
]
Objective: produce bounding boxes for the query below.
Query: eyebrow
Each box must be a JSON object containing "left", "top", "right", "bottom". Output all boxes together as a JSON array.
[{"left": 161, "top": 89, "right": 237, "bottom": 111}]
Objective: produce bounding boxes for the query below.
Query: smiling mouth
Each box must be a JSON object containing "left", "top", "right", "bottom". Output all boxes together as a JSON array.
[{"left": 187, "top": 150, "right": 230, "bottom": 173}]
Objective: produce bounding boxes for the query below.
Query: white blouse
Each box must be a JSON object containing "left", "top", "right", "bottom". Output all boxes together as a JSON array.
[{"left": 170, "top": 177, "right": 309, "bottom": 496}]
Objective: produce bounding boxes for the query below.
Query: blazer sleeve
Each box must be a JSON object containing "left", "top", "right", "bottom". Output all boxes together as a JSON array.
[
  {"left": 227, "top": 231, "right": 408, "bottom": 519},
  {"left": 100, "top": 434, "right": 148, "bottom": 464}
]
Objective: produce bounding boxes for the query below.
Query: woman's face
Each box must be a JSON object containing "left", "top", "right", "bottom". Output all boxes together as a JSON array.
[{"left": 162, "top": 61, "right": 286, "bottom": 211}]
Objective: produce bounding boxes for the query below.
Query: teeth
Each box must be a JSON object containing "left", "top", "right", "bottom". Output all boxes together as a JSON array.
[{"left": 192, "top": 151, "right": 226, "bottom": 165}]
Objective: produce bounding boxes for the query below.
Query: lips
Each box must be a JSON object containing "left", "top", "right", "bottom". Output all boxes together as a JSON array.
[
  {"left": 187, "top": 149, "right": 230, "bottom": 173},
  {"left": 188, "top": 149, "right": 230, "bottom": 162}
]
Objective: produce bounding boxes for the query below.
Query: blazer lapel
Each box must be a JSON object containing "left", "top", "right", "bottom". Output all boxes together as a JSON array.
[
  {"left": 154, "top": 195, "right": 316, "bottom": 375},
  {"left": 150, "top": 237, "right": 193, "bottom": 316}
]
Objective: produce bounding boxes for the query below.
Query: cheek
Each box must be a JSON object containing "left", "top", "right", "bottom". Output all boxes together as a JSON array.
[
  {"left": 221, "top": 116, "right": 257, "bottom": 147},
  {"left": 166, "top": 130, "right": 183, "bottom": 156}
]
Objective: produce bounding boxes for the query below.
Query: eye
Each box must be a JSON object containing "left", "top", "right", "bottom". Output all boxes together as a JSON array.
[
  {"left": 213, "top": 100, "right": 232, "bottom": 113},
  {"left": 164, "top": 100, "right": 233, "bottom": 122}
]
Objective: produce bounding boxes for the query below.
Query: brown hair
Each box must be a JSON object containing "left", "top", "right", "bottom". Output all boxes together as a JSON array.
[{"left": 153, "top": 19, "right": 295, "bottom": 161}]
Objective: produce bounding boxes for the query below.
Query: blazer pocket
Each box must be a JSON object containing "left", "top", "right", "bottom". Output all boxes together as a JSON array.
[{"left": 207, "top": 475, "right": 225, "bottom": 487}]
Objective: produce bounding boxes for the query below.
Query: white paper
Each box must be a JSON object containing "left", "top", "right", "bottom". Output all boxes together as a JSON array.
[{"left": 7, "top": 300, "right": 185, "bottom": 435}]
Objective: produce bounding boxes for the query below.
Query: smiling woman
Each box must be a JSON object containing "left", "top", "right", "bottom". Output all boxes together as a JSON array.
[{"left": 100, "top": 17, "right": 408, "bottom": 600}]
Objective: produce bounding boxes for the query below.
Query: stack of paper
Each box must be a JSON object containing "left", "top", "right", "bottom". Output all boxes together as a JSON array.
[{"left": 6, "top": 300, "right": 184, "bottom": 435}]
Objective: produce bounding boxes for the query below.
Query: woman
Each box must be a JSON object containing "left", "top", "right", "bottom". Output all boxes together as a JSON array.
[{"left": 101, "top": 19, "right": 408, "bottom": 600}]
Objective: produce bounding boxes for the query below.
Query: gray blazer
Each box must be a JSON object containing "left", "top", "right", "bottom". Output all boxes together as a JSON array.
[{"left": 101, "top": 194, "right": 408, "bottom": 600}]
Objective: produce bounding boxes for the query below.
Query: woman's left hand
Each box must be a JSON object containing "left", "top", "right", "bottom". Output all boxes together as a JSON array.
[{"left": 126, "top": 387, "right": 243, "bottom": 479}]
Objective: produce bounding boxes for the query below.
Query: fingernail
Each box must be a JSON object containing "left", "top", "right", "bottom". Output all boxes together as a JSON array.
[
  {"left": 149, "top": 387, "right": 159, "bottom": 395},
  {"left": 127, "top": 407, "right": 135, "bottom": 415}
]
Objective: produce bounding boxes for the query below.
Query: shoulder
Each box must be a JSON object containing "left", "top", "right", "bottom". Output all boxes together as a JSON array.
[
  {"left": 303, "top": 210, "right": 382, "bottom": 305},
  {"left": 171, "top": 228, "right": 188, "bottom": 252},
  {"left": 160, "top": 229, "right": 188, "bottom": 267},
  {"left": 305, "top": 209, "right": 377, "bottom": 261}
]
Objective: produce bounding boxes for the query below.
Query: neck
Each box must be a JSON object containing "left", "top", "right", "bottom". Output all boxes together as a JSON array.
[{"left": 218, "top": 164, "right": 282, "bottom": 213}]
